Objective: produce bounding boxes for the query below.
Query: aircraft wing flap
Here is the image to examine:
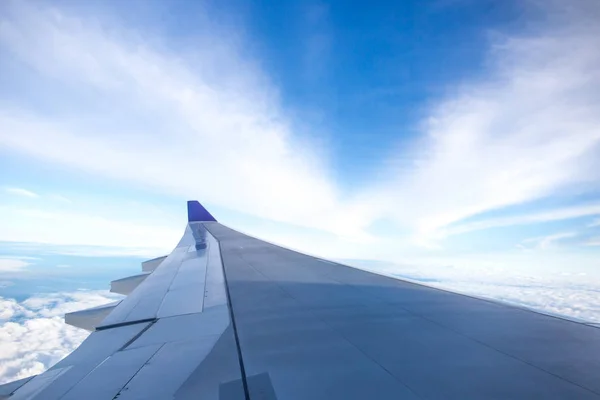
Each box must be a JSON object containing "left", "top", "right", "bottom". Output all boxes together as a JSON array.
[
  {"left": 10, "top": 322, "right": 152, "bottom": 400},
  {"left": 0, "top": 377, "right": 35, "bottom": 399},
  {"left": 110, "top": 272, "right": 151, "bottom": 295},
  {"left": 59, "top": 343, "right": 163, "bottom": 400},
  {"left": 157, "top": 256, "right": 208, "bottom": 318},
  {"left": 99, "top": 246, "right": 189, "bottom": 327},
  {"left": 141, "top": 255, "right": 168, "bottom": 272},
  {"left": 64, "top": 300, "right": 121, "bottom": 331}
]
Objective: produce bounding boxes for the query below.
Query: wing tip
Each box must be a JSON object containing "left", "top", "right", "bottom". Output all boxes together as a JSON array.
[{"left": 187, "top": 200, "right": 217, "bottom": 222}]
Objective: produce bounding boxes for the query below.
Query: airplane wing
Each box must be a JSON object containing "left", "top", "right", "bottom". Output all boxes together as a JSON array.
[{"left": 2, "top": 201, "right": 600, "bottom": 399}]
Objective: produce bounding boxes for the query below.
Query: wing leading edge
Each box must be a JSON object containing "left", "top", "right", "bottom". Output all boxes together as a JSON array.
[{"left": 2, "top": 201, "right": 600, "bottom": 399}]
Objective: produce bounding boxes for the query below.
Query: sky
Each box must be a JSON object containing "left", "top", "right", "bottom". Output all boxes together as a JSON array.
[{"left": 1, "top": 0, "right": 600, "bottom": 384}]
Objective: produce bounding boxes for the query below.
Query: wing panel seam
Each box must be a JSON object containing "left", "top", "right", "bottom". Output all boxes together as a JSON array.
[
  {"left": 204, "top": 225, "right": 251, "bottom": 400},
  {"left": 233, "top": 249, "right": 424, "bottom": 399}
]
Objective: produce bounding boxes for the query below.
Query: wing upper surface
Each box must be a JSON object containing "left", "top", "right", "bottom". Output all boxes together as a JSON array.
[
  {"left": 204, "top": 222, "right": 600, "bottom": 400},
  {"left": 3, "top": 201, "right": 600, "bottom": 399}
]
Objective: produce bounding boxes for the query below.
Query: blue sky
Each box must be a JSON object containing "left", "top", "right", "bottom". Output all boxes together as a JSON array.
[{"left": 1, "top": 0, "right": 600, "bottom": 287}]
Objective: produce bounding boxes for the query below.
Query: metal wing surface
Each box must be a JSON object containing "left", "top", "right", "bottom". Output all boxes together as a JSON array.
[{"left": 2, "top": 201, "right": 600, "bottom": 399}]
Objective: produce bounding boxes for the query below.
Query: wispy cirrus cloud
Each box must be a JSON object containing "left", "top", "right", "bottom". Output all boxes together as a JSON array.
[
  {"left": 519, "top": 231, "right": 578, "bottom": 250},
  {"left": 0, "top": 0, "right": 599, "bottom": 254},
  {"left": 0, "top": 0, "right": 360, "bottom": 238},
  {"left": 441, "top": 203, "right": 600, "bottom": 239},
  {"left": 583, "top": 237, "right": 600, "bottom": 247},
  {"left": 48, "top": 194, "right": 72, "bottom": 204},
  {"left": 368, "top": 0, "right": 600, "bottom": 244},
  {"left": 588, "top": 219, "right": 600, "bottom": 228},
  {"left": 3, "top": 187, "right": 39, "bottom": 198}
]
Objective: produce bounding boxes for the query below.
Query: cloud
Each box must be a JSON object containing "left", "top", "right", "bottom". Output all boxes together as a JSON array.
[
  {"left": 0, "top": 257, "right": 33, "bottom": 272},
  {"left": 20, "top": 291, "right": 123, "bottom": 318},
  {"left": 0, "top": 205, "right": 179, "bottom": 256},
  {"left": 44, "top": 246, "right": 161, "bottom": 258},
  {"left": 442, "top": 203, "right": 600, "bottom": 238},
  {"left": 3, "top": 187, "right": 39, "bottom": 198},
  {"left": 583, "top": 237, "right": 600, "bottom": 247},
  {"left": 2, "top": 187, "right": 72, "bottom": 205},
  {"left": 0, "top": 290, "right": 122, "bottom": 384},
  {"left": 48, "top": 194, "right": 72, "bottom": 204},
  {"left": 0, "top": 0, "right": 599, "bottom": 253},
  {"left": 0, "top": 0, "right": 365, "bottom": 238},
  {"left": 368, "top": 0, "right": 600, "bottom": 243},
  {"left": 519, "top": 231, "right": 577, "bottom": 250},
  {"left": 351, "top": 258, "right": 600, "bottom": 323},
  {"left": 0, "top": 298, "right": 30, "bottom": 321}
]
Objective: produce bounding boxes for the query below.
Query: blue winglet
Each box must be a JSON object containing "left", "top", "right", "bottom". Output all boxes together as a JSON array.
[{"left": 187, "top": 200, "right": 217, "bottom": 222}]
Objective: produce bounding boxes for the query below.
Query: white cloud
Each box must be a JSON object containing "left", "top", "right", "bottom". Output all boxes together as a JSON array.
[
  {"left": 520, "top": 231, "right": 577, "bottom": 250},
  {"left": 48, "top": 194, "right": 72, "bottom": 204},
  {"left": 588, "top": 219, "right": 600, "bottom": 228},
  {"left": 351, "top": 258, "right": 600, "bottom": 323},
  {"left": 0, "top": 298, "right": 30, "bottom": 321},
  {"left": 367, "top": 0, "right": 600, "bottom": 243},
  {"left": 0, "top": 241, "right": 163, "bottom": 260},
  {"left": 442, "top": 203, "right": 600, "bottom": 238},
  {"left": 0, "top": 257, "right": 33, "bottom": 272},
  {"left": 0, "top": 205, "right": 179, "bottom": 256},
  {"left": 0, "top": 1, "right": 367, "bottom": 239},
  {"left": 3, "top": 187, "right": 39, "bottom": 198},
  {"left": 439, "top": 279, "right": 600, "bottom": 323},
  {"left": 45, "top": 246, "right": 162, "bottom": 258},
  {"left": 0, "top": 0, "right": 599, "bottom": 253},
  {"left": 583, "top": 237, "right": 600, "bottom": 247},
  {"left": 0, "top": 291, "right": 122, "bottom": 384},
  {"left": 21, "top": 291, "right": 123, "bottom": 318}
]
